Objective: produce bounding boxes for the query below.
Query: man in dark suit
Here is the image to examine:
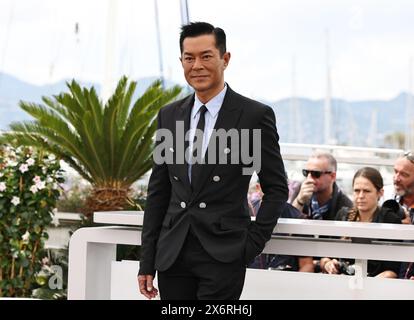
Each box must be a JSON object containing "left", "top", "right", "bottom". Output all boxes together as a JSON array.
[{"left": 137, "top": 22, "right": 288, "bottom": 300}]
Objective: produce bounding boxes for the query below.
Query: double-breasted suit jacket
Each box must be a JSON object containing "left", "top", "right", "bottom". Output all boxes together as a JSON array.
[{"left": 139, "top": 86, "right": 288, "bottom": 276}]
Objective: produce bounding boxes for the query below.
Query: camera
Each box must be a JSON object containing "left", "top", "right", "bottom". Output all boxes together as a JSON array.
[
  {"left": 337, "top": 261, "right": 355, "bottom": 275},
  {"left": 382, "top": 199, "right": 406, "bottom": 219},
  {"left": 268, "top": 265, "right": 294, "bottom": 271}
]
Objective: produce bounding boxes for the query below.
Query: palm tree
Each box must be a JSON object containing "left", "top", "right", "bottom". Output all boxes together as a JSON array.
[{"left": 1, "top": 76, "right": 181, "bottom": 216}]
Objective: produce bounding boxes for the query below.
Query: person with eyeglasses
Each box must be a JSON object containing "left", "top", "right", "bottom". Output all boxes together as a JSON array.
[{"left": 292, "top": 151, "right": 353, "bottom": 221}]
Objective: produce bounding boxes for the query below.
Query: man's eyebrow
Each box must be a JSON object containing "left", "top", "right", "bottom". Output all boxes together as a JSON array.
[{"left": 183, "top": 50, "right": 214, "bottom": 56}]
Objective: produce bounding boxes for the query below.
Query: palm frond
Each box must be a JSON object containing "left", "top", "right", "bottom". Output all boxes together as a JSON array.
[
  {"left": 117, "top": 80, "right": 137, "bottom": 131},
  {"left": 9, "top": 121, "right": 100, "bottom": 180},
  {"left": 1, "top": 131, "right": 93, "bottom": 182},
  {"left": 102, "top": 91, "right": 121, "bottom": 180},
  {"left": 124, "top": 119, "right": 158, "bottom": 184},
  {"left": 3, "top": 76, "right": 182, "bottom": 190},
  {"left": 85, "top": 87, "right": 103, "bottom": 135}
]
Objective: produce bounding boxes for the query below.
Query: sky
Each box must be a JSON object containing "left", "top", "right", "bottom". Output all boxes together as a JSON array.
[{"left": 0, "top": 0, "right": 413, "bottom": 102}]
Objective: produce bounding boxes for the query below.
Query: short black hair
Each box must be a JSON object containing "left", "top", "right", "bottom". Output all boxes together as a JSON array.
[{"left": 179, "top": 22, "right": 226, "bottom": 56}]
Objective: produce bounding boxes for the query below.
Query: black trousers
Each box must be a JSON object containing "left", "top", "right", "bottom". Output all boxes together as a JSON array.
[{"left": 157, "top": 228, "right": 246, "bottom": 300}]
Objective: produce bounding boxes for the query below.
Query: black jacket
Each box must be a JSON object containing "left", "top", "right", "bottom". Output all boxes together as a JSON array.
[
  {"left": 139, "top": 86, "right": 288, "bottom": 276},
  {"left": 302, "top": 182, "right": 353, "bottom": 220}
]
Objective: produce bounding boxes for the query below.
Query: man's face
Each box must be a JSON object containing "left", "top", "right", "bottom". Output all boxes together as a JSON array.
[
  {"left": 180, "top": 34, "right": 230, "bottom": 96},
  {"left": 305, "top": 157, "right": 336, "bottom": 194},
  {"left": 393, "top": 157, "right": 414, "bottom": 197}
]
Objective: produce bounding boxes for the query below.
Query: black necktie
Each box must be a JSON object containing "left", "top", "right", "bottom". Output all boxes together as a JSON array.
[{"left": 191, "top": 105, "right": 208, "bottom": 186}]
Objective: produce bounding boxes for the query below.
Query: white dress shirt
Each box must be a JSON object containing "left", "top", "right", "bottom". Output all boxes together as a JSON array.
[{"left": 188, "top": 84, "right": 227, "bottom": 182}]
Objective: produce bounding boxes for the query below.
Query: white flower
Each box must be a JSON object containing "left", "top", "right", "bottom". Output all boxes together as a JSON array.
[
  {"left": 52, "top": 216, "right": 59, "bottom": 227},
  {"left": 36, "top": 181, "right": 46, "bottom": 190},
  {"left": 22, "top": 231, "right": 30, "bottom": 242},
  {"left": 0, "top": 182, "right": 6, "bottom": 192},
  {"left": 33, "top": 176, "right": 41, "bottom": 183},
  {"left": 7, "top": 160, "right": 18, "bottom": 167},
  {"left": 30, "top": 185, "right": 38, "bottom": 194},
  {"left": 52, "top": 183, "right": 59, "bottom": 190},
  {"left": 48, "top": 154, "right": 56, "bottom": 161},
  {"left": 50, "top": 210, "right": 59, "bottom": 226},
  {"left": 19, "top": 163, "right": 29, "bottom": 173},
  {"left": 26, "top": 158, "right": 35, "bottom": 166},
  {"left": 11, "top": 196, "right": 20, "bottom": 206},
  {"left": 0, "top": 172, "right": 3, "bottom": 177},
  {"left": 46, "top": 177, "right": 54, "bottom": 183}
]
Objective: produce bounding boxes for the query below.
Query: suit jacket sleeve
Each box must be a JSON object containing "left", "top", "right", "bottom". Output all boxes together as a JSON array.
[
  {"left": 138, "top": 110, "right": 171, "bottom": 276},
  {"left": 244, "top": 106, "right": 288, "bottom": 263}
]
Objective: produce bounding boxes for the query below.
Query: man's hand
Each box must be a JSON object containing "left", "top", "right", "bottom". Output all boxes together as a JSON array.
[
  {"left": 324, "top": 258, "right": 340, "bottom": 274},
  {"left": 401, "top": 207, "right": 411, "bottom": 224},
  {"left": 138, "top": 275, "right": 159, "bottom": 299},
  {"left": 296, "top": 178, "right": 315, "bottom": 205}
]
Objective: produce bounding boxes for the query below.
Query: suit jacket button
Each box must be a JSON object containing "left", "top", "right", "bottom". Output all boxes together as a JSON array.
[
  {"left": 199, "top": 202, "right": 207, "bottom": 209},
  {"left": 213, "top": 176, "right": 220, "bottom": 182},
  {"left": 180, "top": 202, "right": 186, "bottom": 208},
  {"left": 173, "top": 176, "right": 179, "bottom": 181},
  {"left": 224, "top": 147, "right": 231, "bottom": 154}
]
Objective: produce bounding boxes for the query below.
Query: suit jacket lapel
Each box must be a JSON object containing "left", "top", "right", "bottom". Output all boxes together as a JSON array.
[
  {"left": 191, "top": 87, "right": 243, "bottom": 199},
  {"left": 175, "top": 94, "right": 193, "bottom": 194}
]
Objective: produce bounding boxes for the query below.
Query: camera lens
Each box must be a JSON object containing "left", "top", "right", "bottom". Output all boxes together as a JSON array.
[
  {"left": 382, "top": 199, "right": 405, "bottom": 219},
  {"left": 337, "top": 261, "right": 355, "bottom": 275}
]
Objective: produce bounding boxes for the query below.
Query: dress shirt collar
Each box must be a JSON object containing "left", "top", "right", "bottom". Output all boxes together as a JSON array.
[{"left": 192, "top": 84, "right": 227, "bottom": 119}]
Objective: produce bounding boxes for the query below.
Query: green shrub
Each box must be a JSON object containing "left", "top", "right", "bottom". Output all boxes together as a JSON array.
[{"left": 0, "top": 145, "right": 64, "bottom": 297}]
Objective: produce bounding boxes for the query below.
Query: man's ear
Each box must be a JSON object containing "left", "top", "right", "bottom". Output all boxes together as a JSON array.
[{"left": 223, "top": 52, "right": 231, "bottom": 68}]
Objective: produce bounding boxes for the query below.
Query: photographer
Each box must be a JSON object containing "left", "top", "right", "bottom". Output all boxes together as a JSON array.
[
  {"left": 382, "top": 151, "right": 414, "bottom": 225},
  {"left": 321, "top": 167, "right": 401, "bottom": 278},
  {"left": 381, "top": 151, "right": 414, "bottom": 279}
]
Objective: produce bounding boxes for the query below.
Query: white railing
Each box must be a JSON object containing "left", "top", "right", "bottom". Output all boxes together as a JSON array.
[
  {"left": 45, "top": 212, "right": 84, "bottom": 250},
  {"left": 280, "top": 142, "right": 404, "bottom": 166},
  {"left": 67, "top": 211, "right": 414, "bottom": 300}
]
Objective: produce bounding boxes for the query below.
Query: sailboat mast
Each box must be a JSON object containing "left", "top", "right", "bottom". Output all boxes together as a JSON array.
[
  {"left": 102, "top": 0, "right": 118, "bottom": 102},
  {"left": 291, "top": 55, "right": 302, "bottom": 143},
  {"left": 324, "top": 29, "right": 332, "bottom": 145},
  {"left": 154, "top": 0, "right": 165, "bottom": 89},
  {"left": 406, "top": 57, "right": 413, "bottom": 150},
  {"left": 180, "top": 0, "right": 190, "bottom": 25}
]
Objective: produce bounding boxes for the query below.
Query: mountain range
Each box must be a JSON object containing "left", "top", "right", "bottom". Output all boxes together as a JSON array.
[{"left": 0, "top": 72, "right": 411, "bottom": 148}]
